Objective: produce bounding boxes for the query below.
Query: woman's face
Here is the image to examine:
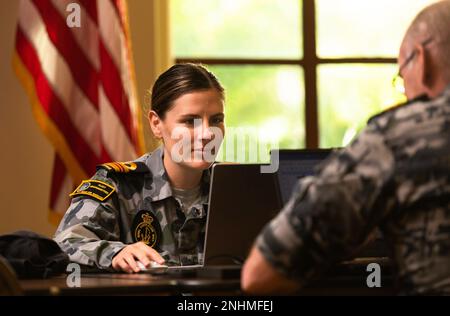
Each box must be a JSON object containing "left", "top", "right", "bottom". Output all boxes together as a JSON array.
[{"left": 151, "top": 88, "right": 225, "bottom": 170}]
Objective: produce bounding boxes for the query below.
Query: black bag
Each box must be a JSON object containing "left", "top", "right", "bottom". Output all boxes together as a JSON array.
[{"left": 0, "top": 230, "right": 69, "bottom": 279}]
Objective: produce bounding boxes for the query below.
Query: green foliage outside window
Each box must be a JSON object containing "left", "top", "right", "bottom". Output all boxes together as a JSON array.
[{"left": 171, "top": 0, "right": 437, "bottom": 158}]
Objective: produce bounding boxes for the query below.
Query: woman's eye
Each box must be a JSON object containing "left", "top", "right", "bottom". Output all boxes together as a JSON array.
[
  {"left": 211, "top": 117, "right": 224, "bottom": 125},
  {"left": 183, "top": 118, "right": 195, "bottom": 125}
]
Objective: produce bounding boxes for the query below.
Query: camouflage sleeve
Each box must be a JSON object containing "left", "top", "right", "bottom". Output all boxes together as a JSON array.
[
  {"left": 53, "top": 170, "right": 126, "bottom": 270},
  {"left": 256, "top": 123, "right": 396, "bottom": 283}
]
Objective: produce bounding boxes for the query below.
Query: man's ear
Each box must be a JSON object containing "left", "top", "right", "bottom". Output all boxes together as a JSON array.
[
  {"left": 415, "top": 43, "right": 431, "bottom": 88},
  {"left": 148, "top": 110, "right": 163, "bottom": 139}
]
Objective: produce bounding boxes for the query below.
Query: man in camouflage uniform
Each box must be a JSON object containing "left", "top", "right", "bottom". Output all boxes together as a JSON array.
[
  {"left": 54, "top": 146, "right": 209, "bottom": 271},
  {"left": 242, "top": 1, "right": 450, "bottom": 295}
]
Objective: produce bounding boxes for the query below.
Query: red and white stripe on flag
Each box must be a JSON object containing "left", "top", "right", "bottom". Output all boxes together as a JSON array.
[{"left": 13, "top": 0, "right": 145, "bottom": 225}]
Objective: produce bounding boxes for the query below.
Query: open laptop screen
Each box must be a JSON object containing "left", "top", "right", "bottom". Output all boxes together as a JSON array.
[
  {"left": 272, "top": 149, "right": 334, "bottom": 206},
  {"left": 272, "top": 148, "right": 388, "bottom": 258}
]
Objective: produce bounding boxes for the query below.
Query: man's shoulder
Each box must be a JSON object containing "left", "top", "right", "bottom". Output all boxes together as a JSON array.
[{"left": 367, "top": 94, "right": 430, "bottom": 125}]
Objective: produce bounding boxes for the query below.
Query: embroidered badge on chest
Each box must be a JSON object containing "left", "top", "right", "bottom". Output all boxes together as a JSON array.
[{"left": 132, "top": 210, "right": 161, "bottom": 248}]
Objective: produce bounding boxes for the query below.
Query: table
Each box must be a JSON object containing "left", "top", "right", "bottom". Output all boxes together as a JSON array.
[
  {"left": 18, "top": 257, "right": 394, "bottom": 296},
  {"left": 20, "top": 273, "right": 241, "bottom": 296}
]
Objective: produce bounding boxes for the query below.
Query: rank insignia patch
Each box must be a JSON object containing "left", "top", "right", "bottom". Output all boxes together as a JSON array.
[
  {"left": 70, "top": 180, "right": 115, "bottom": 202},
  {"left": 131, "top": 210, "right": 161, "bottom": 248},
  {"left": 100, "top": 162, "right": 138, "bottom": 173}
]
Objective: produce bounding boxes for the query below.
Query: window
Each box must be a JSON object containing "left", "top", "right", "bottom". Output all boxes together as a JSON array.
[{"left": 170, "top": 0, "right": 437, "bottom": 161}]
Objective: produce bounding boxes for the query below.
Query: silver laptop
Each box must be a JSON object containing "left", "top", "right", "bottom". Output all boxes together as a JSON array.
[{"left": 136, "top": 163, "right": 281, "bottom": 275}]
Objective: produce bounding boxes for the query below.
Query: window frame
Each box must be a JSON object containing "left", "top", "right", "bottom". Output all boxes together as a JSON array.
[{"left": 174, "top": 0, "right": 397, "bottom": 148}]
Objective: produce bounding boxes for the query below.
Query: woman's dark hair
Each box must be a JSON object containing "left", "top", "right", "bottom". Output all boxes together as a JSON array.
[{"left": 150, "top": 63, "right": 225, "bottom": 119}]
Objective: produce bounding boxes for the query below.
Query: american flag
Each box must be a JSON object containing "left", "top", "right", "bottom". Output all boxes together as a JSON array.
[{"left": 13, "top": 0, "right": 145, "bottom": 224}]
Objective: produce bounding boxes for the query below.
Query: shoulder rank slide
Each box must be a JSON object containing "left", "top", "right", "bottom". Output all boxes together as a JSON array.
[
  {"left": 70, "top": 180, "right": 115, "bottom": 202},
  {"left": 97, "top": 161, "right": 150, "bottom": 175},
  {"left": 99, "top": 162, "right": 138, "bottom": 173}
]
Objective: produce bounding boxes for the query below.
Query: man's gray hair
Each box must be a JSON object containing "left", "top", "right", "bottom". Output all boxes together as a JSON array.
[{"left": 405, "top": 0, "right": 450, "bottom": 78}]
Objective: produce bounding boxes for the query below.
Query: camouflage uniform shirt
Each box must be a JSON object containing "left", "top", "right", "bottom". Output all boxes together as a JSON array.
[
  {"left": 54, "top": 146, "right": 209, "bottom": 270},
  {"left": 257, "top": 84, "right": 450, "bottom": 295}
]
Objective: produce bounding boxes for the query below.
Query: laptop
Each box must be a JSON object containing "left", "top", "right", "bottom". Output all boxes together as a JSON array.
[
  {"left": 272, "top": 148, "right": 387, "bottom": 259},
  {"left": 202, "top": 163, "right": 282, "bottom": 266},
  {"left": 271, "top": 149, "right": 333, "bottom": 205},
  {"left": 203, "top": 149, "right": 334, "bottom": 261},
  {"left": 138, "top": 163, "right": 281, "bottom": 276}
]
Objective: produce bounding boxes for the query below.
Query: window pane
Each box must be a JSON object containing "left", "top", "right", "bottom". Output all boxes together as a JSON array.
[
  {"left": 317, "top": 0, "right": 438, "bottom": 58},
  {"left": 208, "top": 66, "right": 304, "bottom": 163},
  {"left": 318, "top": 64, "right": 406, "bottom": 148},
  {"left": 171, "top": 0, "right": 302, "bottom": 59}
]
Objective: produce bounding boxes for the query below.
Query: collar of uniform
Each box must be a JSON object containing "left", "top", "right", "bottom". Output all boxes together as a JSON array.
[
  {"left": 144, "top": 145, "right": 211, "bottom": 203},
  {"left": 443, "top": 83, "right": 450, "bottom": 98},
  {"left": 190, "top": 170, "right": 210, "bottom": 218},
  {"left": 367, "top": 93, "right": 430, "bottom": 124}
]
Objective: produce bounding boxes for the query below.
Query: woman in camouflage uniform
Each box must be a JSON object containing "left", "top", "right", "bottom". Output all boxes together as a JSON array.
[{"left": 54, "top": 64, "right": 225, "bottom": 273}]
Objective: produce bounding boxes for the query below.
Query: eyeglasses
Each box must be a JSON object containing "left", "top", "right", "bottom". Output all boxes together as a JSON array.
[{"left": 392, "top": 37, "right": 433, "bottom": 94}]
